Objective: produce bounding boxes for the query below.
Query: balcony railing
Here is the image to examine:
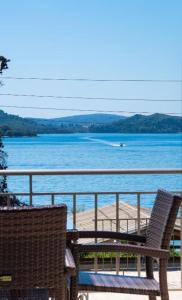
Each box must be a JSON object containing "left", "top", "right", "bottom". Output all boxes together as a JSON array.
[{"left": 0, "top": 168, "right": 182, "bottom": 291}]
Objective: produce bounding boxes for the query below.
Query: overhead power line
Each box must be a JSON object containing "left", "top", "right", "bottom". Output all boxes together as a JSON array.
[
  {"left": 0, "top": 93, "right": 180, "bottom": 102},
  {"left": 1, "top": 76, "right": 182, "bottom": 83},
  {"left": 0, "top": 104, "right": 181, "bottom": 116}
]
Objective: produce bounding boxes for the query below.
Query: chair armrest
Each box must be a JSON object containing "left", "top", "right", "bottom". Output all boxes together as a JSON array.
[
  {"left": 79, "top": 243, "right": 169, "bottom": 259},
  {"left": 66, "top": 229, "right": 79, "bottom": 242},
  {"left": 65, "top": 248, "right": 76, "bottom": 276},
  {"left": 78, "top": 231, "right": 146, "bottom": 243}
]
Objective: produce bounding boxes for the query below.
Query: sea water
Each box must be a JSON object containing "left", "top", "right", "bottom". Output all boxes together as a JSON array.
[{"left": 3, "top": 133, "right": 182, "bottom": 212}]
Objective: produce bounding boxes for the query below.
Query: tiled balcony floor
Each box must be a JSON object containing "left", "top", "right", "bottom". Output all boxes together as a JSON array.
[
  {"left": 79, "top": 270, "right": 182, "bottom": 300},
  {"left": 87, "top": 291, "right": 182, "bottom": 300}
]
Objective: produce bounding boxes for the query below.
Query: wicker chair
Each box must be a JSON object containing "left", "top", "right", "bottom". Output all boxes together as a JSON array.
[
  {"left": 0, "top": 204, "right": 76, "bottom": 300},
  {"left": 75, "top": 190, "right": 182, "bottom": 300}
]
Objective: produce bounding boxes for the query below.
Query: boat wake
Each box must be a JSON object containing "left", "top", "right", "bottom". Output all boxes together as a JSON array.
[{"left": 85, "top": 137, "right": 126, "bottom": 147}]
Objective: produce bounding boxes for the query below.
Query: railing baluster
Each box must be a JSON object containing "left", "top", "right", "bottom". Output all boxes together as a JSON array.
[
  {"left": 137, "top": 192, "right": 141, "bottom": 276},
  {"left": 126, "top": 219, "right": 129, "bottom": 272},
  {"left": 116, "top": 193, "right": 119, "bottom": 231},
  {"left": 73, "top": 194, "right": 76, "bottom": 230},
  {"left": 180, "top": 200, "right": 182, "bottom": 289},
  {"left": 115, "top": 193, "right": 120, "bottom": 274},
  {"left": 7, "top": 194, "right": 10, "bottom": 207},
  {"left": 94, "top": 193, "right": 98, "bottom": 232},
  {"left": 29, "top": 175, "right": 33, "bottom": 206},
  {"left": 51, "top": 194, "right": 55, "bottom": 205},
  {"left": 94, "top": 193, "right": 98, "bottom": 273}
]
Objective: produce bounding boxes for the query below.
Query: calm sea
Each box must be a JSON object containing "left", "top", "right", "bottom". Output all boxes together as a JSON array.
[{"left": 3, "top": 133, "right": 182, "bottom": 211}]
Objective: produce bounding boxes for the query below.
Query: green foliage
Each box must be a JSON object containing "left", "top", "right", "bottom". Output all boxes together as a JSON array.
[
  {"left": 81, "top": 248, "right": 180, "bottom": 259},
  {"left": 81, "top": 252, "right": 136, "bottom": 259},
  {"left": 0, "top": 57, "right": 25, "bottom": 206},
  {"left": 169, "top": 248, "right": 180, "bottom": 257},
  {"left": 0, "top": 56, "right": 10, "bottom": 74},
  {"left": 0, "top": 135, "right": 8, "bottom": 194},
  {"left": 0, "top": 127, "right": 25, "bottom": 206}
]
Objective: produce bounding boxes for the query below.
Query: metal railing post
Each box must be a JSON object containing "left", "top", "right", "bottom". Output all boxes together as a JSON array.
[
  {"left": 7, "top": 194, "right": 10, "bottom": 207},
  {"left": 116, "top": 193, "right": 120, "bottom": 274},
  {"left": 137, "top": 192, "right": 141, "bottom": 276},
  {"left": 180, "top": 200, "right": 182, "bottom": 289},
  {"left": 116, "top": 193, "right": 119, "bottom": 231},
  {"left": 94, "top": 193, "right": 98, "bottom": 272},
  {"left": 29, "top": 175, "right": 33, "bottom": 206},
  {"left": 51, "top": 194, "right": 55, "bottom": 205},
  {"left": 73, "top": 194, "right": 76, "bottom": 230}
]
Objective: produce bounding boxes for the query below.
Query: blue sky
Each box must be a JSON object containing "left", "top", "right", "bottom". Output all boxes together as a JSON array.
[{"left": 0, "top": 0, "right": 182, "bottom": 118}]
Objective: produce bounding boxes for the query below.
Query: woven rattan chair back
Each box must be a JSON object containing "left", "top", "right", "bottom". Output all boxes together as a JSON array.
[
  {"left": 145, "top": 189, "right": 181, "bottom": 249},
  {"left": 0, "top": 205, "right": 67, "bottom": 293}
]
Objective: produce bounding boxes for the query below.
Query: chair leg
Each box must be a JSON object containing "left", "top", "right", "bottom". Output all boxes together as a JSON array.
[
  {"left": 159, "top": 259, "right": 169, "bottom": 300},
  {"left": 70, "top": 276, "right": 78, "bottom": 300},
  {"left": 54, "top": 289, "right": 65, "bottom": 300},
  {"left": 146, "top": 258, "right": 157, "bottom": 300},
  {"left": 148, "top": 296, "right": 156, "bottom": 300},
  {"left": 66, "top": 286, "right": 70, "bottom": 300},
  {"left": 146, "top": 257, "right": 154, "bottom": 279},
  {"left": 161, "top": 294, "right": 169, "bottom": 300}
]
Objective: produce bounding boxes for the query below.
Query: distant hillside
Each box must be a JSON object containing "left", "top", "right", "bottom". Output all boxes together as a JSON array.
[
  {"left": 0, "top": 110, "right": 88, "bottom": 136},
  {"left": 90, "top": 113, "right": 182, "bottom": 133},
  {"left": 29, "top": 113, "right": 125, "bottom": 125},
  {"left": 0, "top": 110, "right": 38, "bottom": 136},
  {"left": 53, "top": 113, "right": 125, "bottom": 124},
  {"left": 1, "top": 110, "right": 181, "bottom": 136}
]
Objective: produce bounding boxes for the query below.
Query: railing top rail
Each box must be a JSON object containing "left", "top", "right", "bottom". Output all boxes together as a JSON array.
[
  {"left": 0, "top": 190, "right": 181, "bottom": 196},
  {"left": 0, "top": 168, "right": 182, "bottom": 176}
]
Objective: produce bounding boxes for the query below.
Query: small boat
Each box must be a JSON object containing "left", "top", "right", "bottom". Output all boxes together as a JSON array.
[{"left": 120, "top": 143, "right": 125, "bottom": 147}]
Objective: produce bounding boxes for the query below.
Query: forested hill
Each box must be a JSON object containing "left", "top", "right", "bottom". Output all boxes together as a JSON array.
[
  {"left": 0, "top": 110, "right": 87, "bottom": 136},
  {"left": 90, "top": 113, "right": 182, "bottom": 133},
  {"left": 0, "top": 110, "right": 181, "bottom": 136},
  {"left": 0, "top": 110, "right": 38, "bottom": 136},
  {"left": 0, "top": 111, "right": 124, "bottom": 136},
  {"left": 28, "top": 113, "right": 124, "bottom": 125}
]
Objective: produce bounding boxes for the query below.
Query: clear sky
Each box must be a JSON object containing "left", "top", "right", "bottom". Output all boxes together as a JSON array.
[{"left": 0, "top": 0, "right": 182, "bottom": 118}]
